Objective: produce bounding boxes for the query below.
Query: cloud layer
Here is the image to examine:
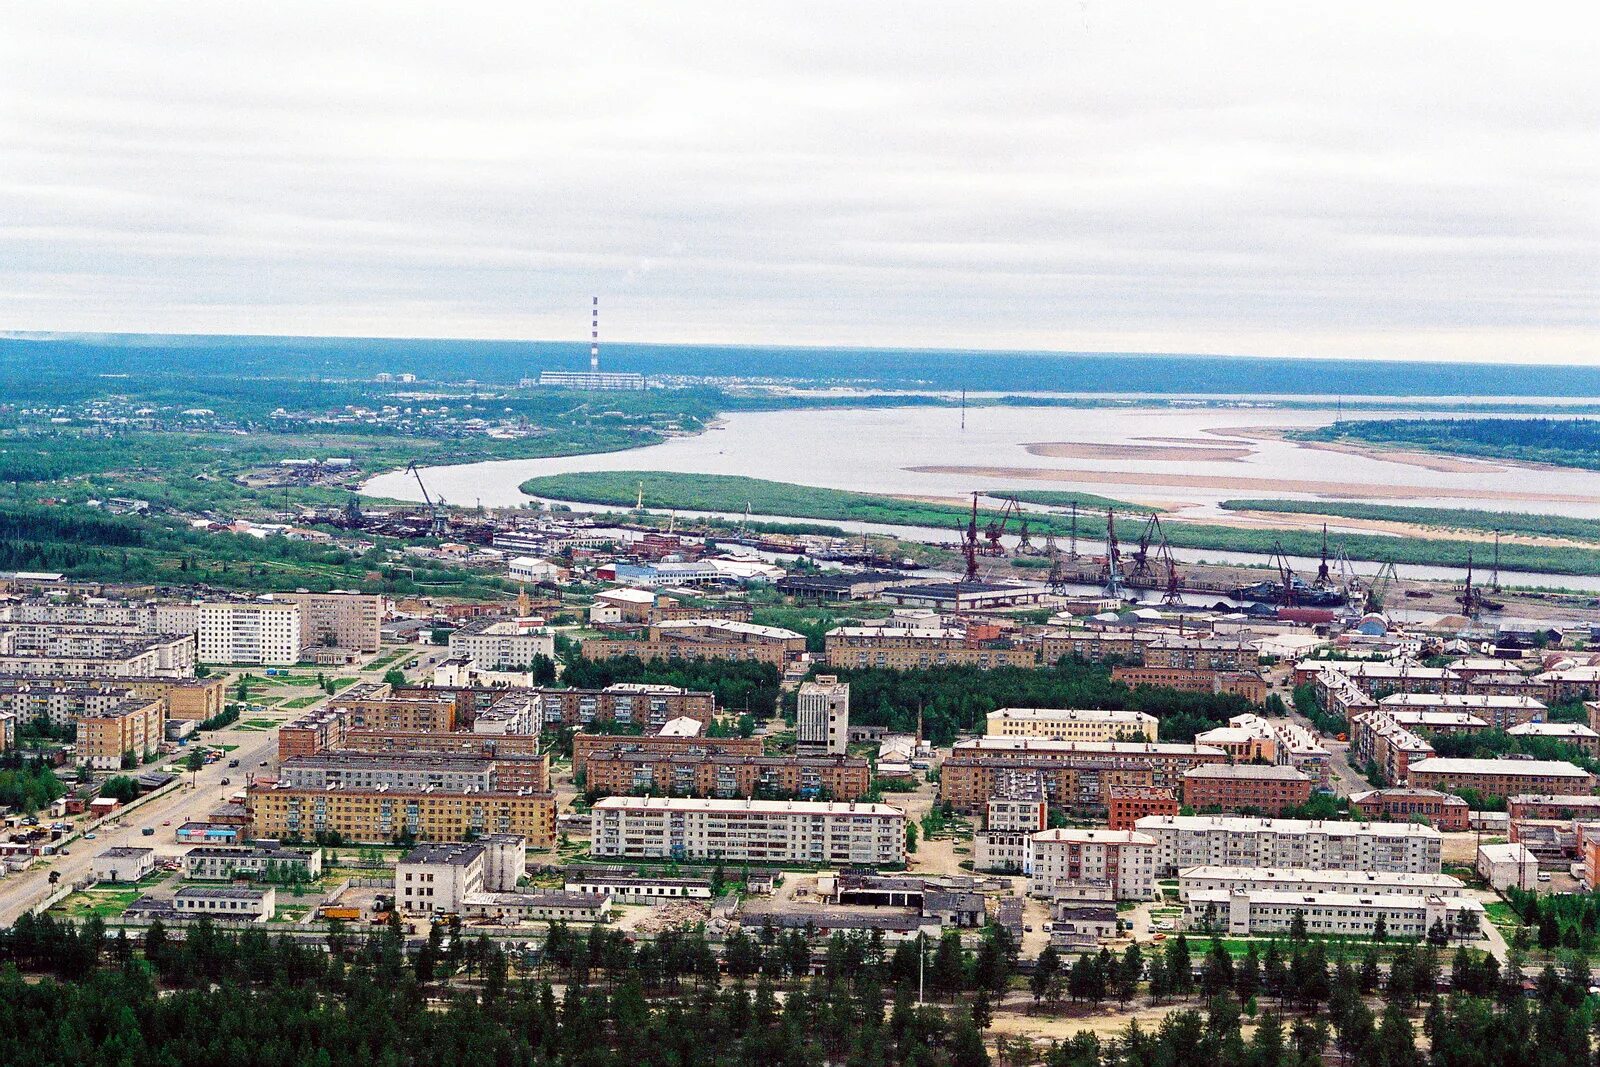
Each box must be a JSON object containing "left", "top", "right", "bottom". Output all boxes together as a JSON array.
[{"left": 0, "top": 2, "right": 1595, "bottom": 362}]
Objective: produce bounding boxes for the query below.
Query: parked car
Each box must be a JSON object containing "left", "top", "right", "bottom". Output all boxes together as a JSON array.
[
  {"left": 84, "top": 833, "right": 96, "bottom": 840},
  {"left": 141, "top": 827, "right": 155, "bottom": 836},
  {"left": 219, "top": 777, "right": 231, "bottom": 786},
  {"left": 227, "top": 759, "right": 240, "bottom": 768}
]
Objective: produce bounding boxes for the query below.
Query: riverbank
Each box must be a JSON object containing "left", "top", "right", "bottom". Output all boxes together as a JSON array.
[{"left": 518, "top": 470, "right": 1600, "bottom": 578}]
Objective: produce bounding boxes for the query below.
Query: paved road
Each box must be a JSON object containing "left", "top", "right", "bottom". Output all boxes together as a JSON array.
[{"left": 0, "top": 724, "right": 280, "bottom": 927}]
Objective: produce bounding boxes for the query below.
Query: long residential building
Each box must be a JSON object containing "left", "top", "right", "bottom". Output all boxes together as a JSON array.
[
  {"left": 1133, "top": 814, "right": 1443, "bottom": 876},
  {"left": 939, "top": 738, "right": 1227, "bottom": 814},
  {"left": 984, "top": 708, "right": 1158, "bottom": 743},
  {"left": 276, "top": 751, "right": 550, "bottom": 793},
  {"left": 583, "top": 750, "right": 870, "bottom": 801},
  {"left": 1183, "top": 888, "right": 1483, "bottom": 939},
  {"left": 536, "top": 685, "right": 715, "bottom": 729},
  {"left": 1407, "top": 757, "right": 1596, "bottom": 801},
  {"left": 589, "top": 796, "right": 905, "bottom": 866},
  {"left": 583, "top": 620, "right": 806, "bottom": 666},
  {"left": 247, "top": 781, "right": 556, "bottom": 847},
  {"left": 571, "top": 732, "right": 762, "bottom": 777},
  {"left": 1176, "top": 865, "right": 1466, "bottom": 900},
  {"left": 824, "top": 624, "right": 1037, "bottom": 670},
  {"left": 182, "top": 844, "right": 323, "bottom": 882},
  {"left": 448, "top": 617, "right": 555, "bottom": 668},
  {"left": 1348, "top": 788, "right": 1471, "bottom": 830},
  {"left": 0, "top": 631, "right": 197, "bottom": 679},
  {"left": 1028, "top": 828, "right": 1157, "bottom": 900},
  {"left": 1181, "top": 764, "right": 1312, "bottom": 815},
  {"left": 1378, "top": 692, "right": 1546, "bottom": 729}
]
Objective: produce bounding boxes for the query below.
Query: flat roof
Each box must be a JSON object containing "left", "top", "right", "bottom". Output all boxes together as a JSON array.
[
  {"left": 957, "top": 737, "right": 1225, "bottom": 756},
  {"left": 1178, "top": 865, "right": 1464, "bottom": 889},
  {"left": 988, "top": 708, "right": 1155, "bottom": 722},
  {"left": 1134, "top": 814, "right": 1441, "bottom": 838},
  {"left": 1031, "top": 828, "right": 1155, "bottom": 845},
  {"left": 1187, "top": 888, "right": 1484, "bottom": 910},
  {"left": 591, "top": 796, "right": 902, "bottom": 816}
]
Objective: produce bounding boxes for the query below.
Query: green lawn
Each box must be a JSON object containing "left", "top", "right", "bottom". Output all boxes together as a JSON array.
[
  {"left": 281, "top": 695, "right": 325, "bottom": 709},
  {"left": 1483, "top": 901, "right": 1524, "bottom": 928}
]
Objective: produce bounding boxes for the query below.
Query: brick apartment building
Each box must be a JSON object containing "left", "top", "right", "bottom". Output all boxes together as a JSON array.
[
  {"left": 1181, "top": 764, "right": 1313, "bottom": 816},
  {"left": 582, "top": 751, "right": 871, "bottom": 801}
]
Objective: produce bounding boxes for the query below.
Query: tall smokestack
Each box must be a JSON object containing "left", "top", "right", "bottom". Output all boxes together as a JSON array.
[{"left": 590, "top": 295, "right": 600, "bottom": 372}]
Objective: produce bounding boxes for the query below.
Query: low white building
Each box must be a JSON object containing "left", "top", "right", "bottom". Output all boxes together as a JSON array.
[
  {"left": 1177, "top": 865, "right": 1466, "bottom": 900},
  {"left": 172, "top": 885, "right": 277, "bottom": 921},
  {"left": 1029, "top": 828, "right": 1157, "bottom": 900},
  {"left": 984, "top": 708, "right": 1158, "bottom": 743},
  {"left": 1183, "top": 887, "right": 1484, "bottom": 939},
  {"left": 460, "top": 890, "right": 611, "bottom": 924},
  {"left": 396, "top": 835, "right": 528, "bottom": 915},
  {"left": 1477, "top": 842, "right": 1540, "bottom": 892},
  {"left": 92, "top": 846, "right": 155, "bottom": 883}
]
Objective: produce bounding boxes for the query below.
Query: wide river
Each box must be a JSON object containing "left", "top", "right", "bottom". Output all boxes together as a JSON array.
[{"left": 365, "top": 404, "right": 1600, "bottom": 519}]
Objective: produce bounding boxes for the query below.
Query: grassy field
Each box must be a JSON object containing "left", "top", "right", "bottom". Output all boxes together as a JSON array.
[
  {"left": 991, "top": 489, "right": 1156, "bottom": 514},
  {"left": 1222, "top": 499, "right": 1600, "bottom": 544},
  {"left": 523, "top": 470, "right": 1600, "bottom": 577}
]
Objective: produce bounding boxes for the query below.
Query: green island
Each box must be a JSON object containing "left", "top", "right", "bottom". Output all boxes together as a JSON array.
[
  {"left": 1221, "top": 499, "right": 1600, "bottom": 545},
  {"left": 522, "top": 470, "right": 1600, "bottom": 578},
  {"left": 1297, "top": 417, "right": 1600, "bottom": 472}
]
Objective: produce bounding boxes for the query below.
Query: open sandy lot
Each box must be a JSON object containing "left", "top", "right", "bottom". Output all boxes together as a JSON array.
[{"left": 1023, "top": 441, "right": 1253, "bottom": 463}]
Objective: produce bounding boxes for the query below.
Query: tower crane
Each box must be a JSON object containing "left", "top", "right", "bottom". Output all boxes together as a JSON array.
[{"left": 961, "top": 494, "right": 981, "bottom": 583}]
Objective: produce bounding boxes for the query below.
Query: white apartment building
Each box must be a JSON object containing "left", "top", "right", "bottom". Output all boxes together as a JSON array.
[
  {"left": 1134, "top": 814, "right": 1443, "bottom": 877},
  {"left": 590, "top": 796, "right": 905, "bottom": 866},
  {"left": 1183, "top": 888, "right": 1484, "bottom": 939},
  {"left": 1028, "top": 828, "right": 1157, "bottom": 900},
  {"left": 797, "top": 675, "right": 850, "bottom": 755},
  {"left": 198, "top": 601, "right": 302, "bottom": 665},
  {"left": 1176, "top": 865, "right": 1465, "bottom": 901},
  {"left": 396, "top": 835, "right": 527, "bottom": 914},
  {"left": 985, "top": 707, "right": 1158, "bottom": 743},
  {"left": 448, "top": 617, "right": 555, "bottom": 668}
]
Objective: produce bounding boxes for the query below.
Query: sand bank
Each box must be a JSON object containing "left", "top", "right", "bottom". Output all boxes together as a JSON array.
[{"left": 1023, "top": 441, "right": 1252, "bottom": 462}]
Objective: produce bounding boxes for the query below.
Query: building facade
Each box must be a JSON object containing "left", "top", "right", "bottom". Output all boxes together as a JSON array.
[{"left": 589, "top": 796, "right": 905, "bottom": 866}]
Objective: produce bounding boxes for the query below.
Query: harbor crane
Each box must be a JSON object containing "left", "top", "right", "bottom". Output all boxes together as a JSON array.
[
  {"left": 406, "top": 462, "right": 448, "bottom": 538},
  {"left": 961, "top": 494, "right": 982, "bottom": 583},
  {"left": 1101, "top": 508, "right": 1127, "bottom": 598}
]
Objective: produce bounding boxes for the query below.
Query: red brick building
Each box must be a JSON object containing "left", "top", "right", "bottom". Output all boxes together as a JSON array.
[
  {"left": 1348, "top": 788, "right": 1470, "bottom": 831},
  {"left": 1106, "top": 784, "right": 1179, "bottom": 831},
  {"left": 1181, "top": 764, "right": 1312, "bottom": 816}
]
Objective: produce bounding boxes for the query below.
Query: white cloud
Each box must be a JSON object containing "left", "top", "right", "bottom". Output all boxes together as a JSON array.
[{"left": 0, "top": 0, "right": 1595, "bottom": 362}]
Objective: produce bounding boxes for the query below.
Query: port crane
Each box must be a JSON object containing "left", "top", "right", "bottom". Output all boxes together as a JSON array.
[
  {"left": 1100, "top": 508, "right": 1127, "bottom": 598},
  {"left": 1314, "top": 524, "right": 1332, "bottom": 589},
  {"left": 1366, "top": 559, "right": 1398, "bottom": 613},
  {"left": 406, "top": 462, "right": 448, "bottom": 538},
  {"left": 980, "top": 496, "right": 1026, "bottom": 556},
  {"left": 961, "top": 494, "right": 982, "bottom": 583},
  {"left": 1456, "top": 551, "right": 1505, "bottom": 616}
]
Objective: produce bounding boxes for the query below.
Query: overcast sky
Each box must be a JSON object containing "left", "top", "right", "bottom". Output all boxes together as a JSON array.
[{"left": 1, "top": 2, "right": 1596, "bottom": 362}]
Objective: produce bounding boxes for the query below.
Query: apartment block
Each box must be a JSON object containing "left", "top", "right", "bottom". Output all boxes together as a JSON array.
[
  {"left": 1106, "top": 784, "right": 1180, "bottom": 830},
  {"left": 1379, "top": 692, "right": 1546, "bottom": 729},
  {"left": 590, "top": 796, "right": 905, "bottom": 866},
  {"left": 939, "top": 738, "right": 1227, "bottom": 814},
  {"left": 277, "top": 591, "right": 383, "bottom": 654},
  {"left": 449, "top": 617, "right": 555, "bottom": 668},
  {"left": 824, "top": 623, "right": 1038, "bottom": 670},
  {"left": 1348, "top": 788, "right": 1470, "bottom": 830},
  {"left": 985, "top": 708, "right": 1158, "bottom": 743},
  {"left": 536, "top": 685, "right": 715, "bottom": 730},
  {"left": 1407, "top": 757, "right": 1596, "bottom": 801},
  {"left": 1182, "top": 764, "right": 1313, "bottom": 816},
  {"left": 1133, "top": 814, "right": 1443, "bottom": 877},
  {"left": 248, "top": 781, "right": 556, "bottom": 846},
  {"left": 1507, "top": 794, "right": 1600, "bottom": 821},
  {"left": 973, "top": 771, "right": 1048, "bottom": 873},
  {"left": 277, "top": 751, "right": 550, "bottom": 793},
  {"left": 0, "top": 632, "right": 196, "bottom": 679},
  {"left": 1143, "top": 637, "right": 1260, "bottom": 670},
  {"left": 1110, "top": 666, "right": 1269, "bottom": 704},
  {"left": 797, "top": 674, "right": 850, "bottom": 755},
  {"left": 1028, "top": 828, "right": 1157, "bottom": 900},
  {"left": 582, "top": 751, "right": 870, "bottom": 801},
  {"left": 79, "top": 697, "right": 165, "bottom": 769},
  {"left": 1349, "top": 708, "right": 1436, "bottom": 786},
  {"left": 584, "top": 620, "right": 806, "bottom": 667},
  {"left": 198, "top": 601, "right": 302, "bottom": 665},
  {"left": 571, "top": 732, "right": 761, "bottom": 777}
]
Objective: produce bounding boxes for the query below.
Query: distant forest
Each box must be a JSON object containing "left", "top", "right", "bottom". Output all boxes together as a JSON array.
[
  {"left": 1303, "top": 418, "right": 1600, "bottom": 471},
  {"left": 10, "top": 333, "right": 1600, "bottom": 397}
]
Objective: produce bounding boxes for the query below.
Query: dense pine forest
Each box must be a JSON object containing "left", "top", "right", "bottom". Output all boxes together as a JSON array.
[{"left": 2, "top": 907, "right": 1595, "bottom": 1067}]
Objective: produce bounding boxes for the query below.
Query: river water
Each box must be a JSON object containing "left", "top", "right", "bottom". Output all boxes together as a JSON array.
[{"left": 361, "top": 403, "right": 1600, "bottom": 592}]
